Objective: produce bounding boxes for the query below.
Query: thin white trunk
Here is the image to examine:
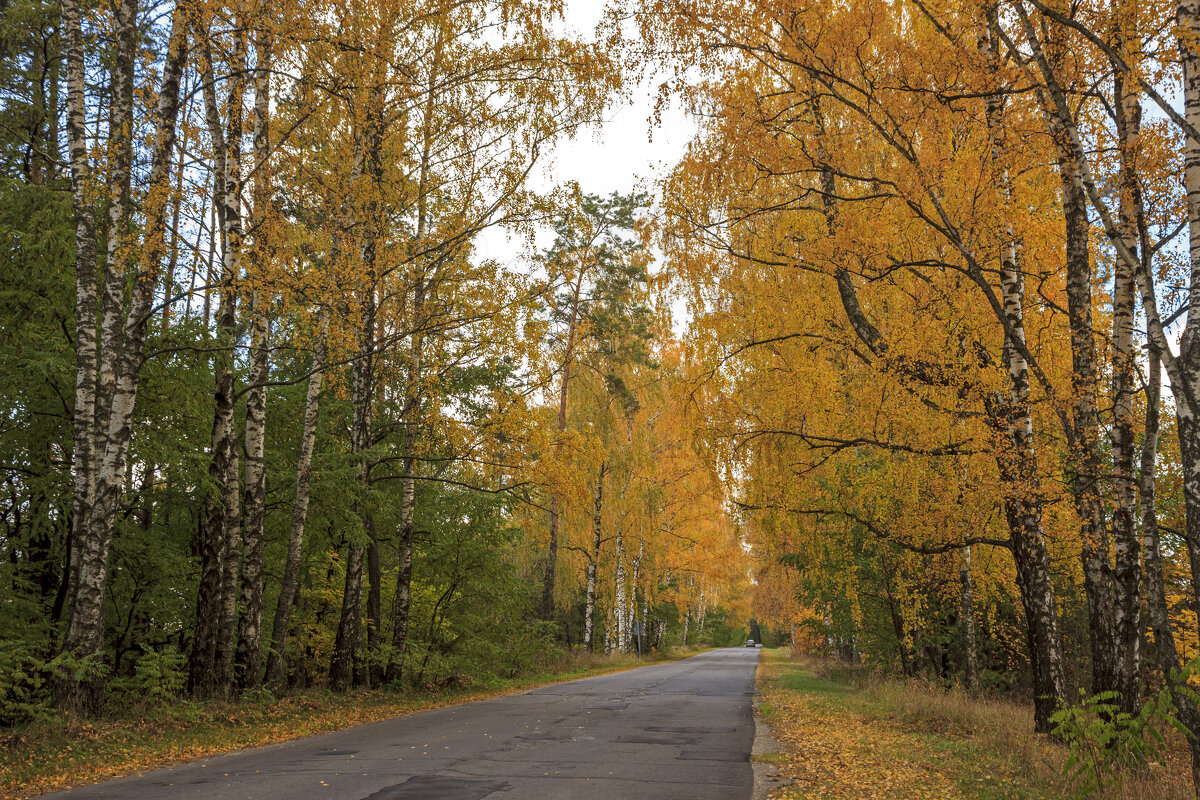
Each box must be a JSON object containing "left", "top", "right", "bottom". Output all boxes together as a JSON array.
[
  {"left": 584, "top": 465, "right": 604, "bottom": 651},
  {"left": 190, "top": 28, "right": 247, "bottom": 700},
  {"left": 615, "top": 527, "right": 627, "bottom": 652},
  {"left": 959, "top": 544, "right": 979, "bottom": 692},
  {"left": 57, "top": 1, "right": 187, "bottom": 713},
  {"left": 265, "top": 313, "right": 327, "bottom": 690},
  {"left": 235, "top": 28, "right": 275, "bottom": 690}
]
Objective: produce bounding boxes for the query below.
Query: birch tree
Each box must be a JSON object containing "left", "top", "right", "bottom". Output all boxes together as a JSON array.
[{"left": 56, "top": 0, "right": 190, "bottom": 713}]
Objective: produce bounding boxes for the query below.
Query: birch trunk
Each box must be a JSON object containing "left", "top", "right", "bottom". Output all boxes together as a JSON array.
[
  {"left": 328, "top": 98, "right": 375, "bottom": 690},
  {"left": 1110, "top": 11, "right": 1144, "bottom": 713},
  {"left": 994, "top": 230, "right": 1067, "bottom": 735},
  {"left": 981, "top": 7, "right": 1066, "bottom": 731},
  {"left": 388, "top": 323, "right": 421, "bottom": 683},
  {"left": 90, "top": 0, "right": 138, "bottom": 476},
  {"left": 360, "top": 94, "right": 386, "bottom": 690},
  {"left": 264, "top": 314, "right": 327, "bottom": 690},
  {"left": 1175, "top": 1, "right": 1200, "bottom": 660},
  {"left": 365, "top": 515, "right": 382, "bottom": 688},
  {"left": 355, "top": 261, "right": 379, "bottom": 690},
  {"left": 190, "top": 29, "right": 247, "bottom": 700},
  {"left": 235, "top": 303, "right": 270, "bottom": 688},
  {"left": 584, "top": 463, "right": 605, "bottom": 652},
  {"left": 187, "top": 53, "right": 226, "bottom": 692},
  {"left": 959, "top": 544, "right": 979, "bottom": 693},
  {"left": 615, "top": 526, "right": 627, "bottom": 652},
  {"left": 389, "top": 56, "right": 438, "bottom": 678},
  {"left": 1036, "top": 9, "right": 1135, "bottom": 706},
  {"left": 62, "top": 0, "right": 98, "bottom": 637},
  {"left": 234, "top": 30, "right": 274, "bottom": 689},
  {"left": 629, "top": 539, "right": 643, "bottom": 652},
  {"left": 604, "top": 606, "right": 614, "bottom": 655},
  {"left": 1055, "top": 136, "right": 1120, "bottom": 701},
  {"left": 329, "top": 542, "right": 364, "bottom": 691},
  {"left": 57, "top": 0, "right": 187, "bottom": 713},
  {"left": 1016, "top": 5, "right": 1200, "bottom": 731},
  {"left": 214, "top": 450, "right": 242, "bottom": 692},
  {"left": 1140, "top": 347, "right": 1200, "bottom": 785},
  {"left": 330, "top": 233, "right": 375, "bottom": 692}
]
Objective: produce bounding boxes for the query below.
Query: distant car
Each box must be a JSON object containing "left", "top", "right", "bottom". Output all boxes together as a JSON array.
[{"left": 745, "top": 639, "right": 756, "bottom": 647}]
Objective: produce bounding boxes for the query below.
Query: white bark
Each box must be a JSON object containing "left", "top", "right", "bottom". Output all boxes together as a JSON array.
[
  {"left": 584, "top": 464, "right": 604, "bottom": 651},
  {"left": 235, "top": 28, "right": 275, "bottom": 690},
  {"left": 615, "top": 526, "right": 627, "bottom": 652},
  {"left": 265, "top": 313, "right": 327, "bottom": 690},
  {"left": 57, "top": 0, "right": 188, "bottom": 713}
]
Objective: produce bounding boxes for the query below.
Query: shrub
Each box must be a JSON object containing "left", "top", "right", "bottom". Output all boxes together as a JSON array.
[
  {"left": 0, "top": 642, "right": 52, "bottom": 726},
  {"left": 1051, "top": 687, "right": 1175, "bottom": 799},
  {"left": 109, "top": 645, "right": 186, "bottom": 707}
]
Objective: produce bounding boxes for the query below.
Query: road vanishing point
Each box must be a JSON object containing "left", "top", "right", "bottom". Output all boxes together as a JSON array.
[{"left": 46, "top": 647, "right": 759, "bottom": 800}]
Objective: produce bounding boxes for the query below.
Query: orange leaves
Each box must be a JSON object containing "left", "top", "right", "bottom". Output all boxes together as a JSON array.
[{"left": 759, "top": 663, "right": 964, "bottom": 799}]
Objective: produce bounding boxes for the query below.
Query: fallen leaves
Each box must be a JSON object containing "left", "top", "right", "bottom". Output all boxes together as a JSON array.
[{"left": 757, "top": 653, "right": 972, "bottom": 800}]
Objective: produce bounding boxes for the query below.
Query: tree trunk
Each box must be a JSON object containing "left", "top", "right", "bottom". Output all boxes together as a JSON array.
[
  {"left": 584, "top": 463, "right": 605, "bottom": 652},
  {"left": 1175, "top": 5, "right": 1200, "bottom": 697},
  {"left": 56, "top": 0, "right": 187, "bottom": 714},
  {"left": 190, "top": 30, "right": 247, "bottom": 701},
  {"left": 235, "top": 303, "right": 270, "bottom": 689},
  {"left": 365, "top": 514, "right": 382, "bottom": 688},
  {"left": 1055, "top": 135, "right": 1120, "bottom": 702},
  {"left": 329, "top": 91, "right": 379, "bottom": 690},
  {"left": 91, "top": 0, "right": 139, "bottom": 479},
  {"left": 1110, "top": 14, "right": 1144, "bottom": 714},
  {"left": 264, "top": 314, "right": 327, "bottom": 690},
  {"left": 959, "top": 543, "right": 979, "bottom": 693},
  {"left": 65, "top": 0, "right": 139, "bottom": 709},
  {"left": 329, "top": 543, "right": 364, "bottom": 691},
  {"left": 234, "top": 28, "right": 275, "bottom": 691},
  {"left": 62, "top": 0, "right": 99, "bottom": 656},
  {"left": 387, "top": 332, "right": 421, "bottom": 685},
  {"left": 604, "top": 605, "right": 614, "bottom": 655},
  {"left": 615, "top": 526, "right": 627, "bottom": 652},
  {"left": 331, "top": 254, "right": 375, "bottom": 692},
  {"left": 214, "top": 448, "right": 242, "bottom": 692},
  {"left": 629, "top": 538, "right": 643, "bottom": 653},
  {"left": 1140, "top": 345, "right": 1200, "bottom": 784},
  {"left": 981, "top": 7, "right": 1067, "bottom": 732},
  {"left": 389, "top": 59, "right": 437, "bottom": 679}
]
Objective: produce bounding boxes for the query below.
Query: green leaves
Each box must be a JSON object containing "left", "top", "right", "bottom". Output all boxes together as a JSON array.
[{"left": 1050, "top": 686, "right": 1176, "bottom": 798}]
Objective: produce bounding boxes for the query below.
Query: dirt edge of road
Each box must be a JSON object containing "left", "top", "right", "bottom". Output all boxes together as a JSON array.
[{"left": 751, "top": 650, "right": 789, "bottom": 800}]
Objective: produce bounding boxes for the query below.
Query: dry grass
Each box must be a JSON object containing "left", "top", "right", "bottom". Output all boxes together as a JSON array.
[{"left": 758, "top": 649, "right": 1193, "bottom": 800}]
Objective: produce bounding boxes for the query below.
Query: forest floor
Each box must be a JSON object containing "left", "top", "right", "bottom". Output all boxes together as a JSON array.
[
  {"left": 753, "top": 649, "right": 1193, "bottom": 800},
  {"left": 0, "top": 647, "right": 705, "bottom": 799}
]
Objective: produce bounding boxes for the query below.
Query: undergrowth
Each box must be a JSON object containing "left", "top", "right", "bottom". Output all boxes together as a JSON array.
[{"left": 757, "top": 649, "right": 1191, "bottom": 800}]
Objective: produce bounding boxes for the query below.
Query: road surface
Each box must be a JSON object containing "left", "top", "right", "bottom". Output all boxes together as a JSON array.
[{"left": 46, "top": 647, "right": 759, "bottom": 800}]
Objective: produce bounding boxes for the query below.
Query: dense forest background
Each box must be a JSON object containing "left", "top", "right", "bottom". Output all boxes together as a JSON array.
[
  {"left": 0, "top": 0, "right": 749, "bottom": 725},
  {"left": 10, "top": 0, "right": 1200, "bottom": 792}
]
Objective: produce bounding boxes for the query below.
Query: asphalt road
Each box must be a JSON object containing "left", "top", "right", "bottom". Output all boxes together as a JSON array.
[{"left": 45, "top": 647, "right": 759, "bottom": 800}]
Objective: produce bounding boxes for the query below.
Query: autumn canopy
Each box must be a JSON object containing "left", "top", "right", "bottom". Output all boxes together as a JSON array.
[{"left": 4, "top": 0, "right": 1200, "bottom": 790}]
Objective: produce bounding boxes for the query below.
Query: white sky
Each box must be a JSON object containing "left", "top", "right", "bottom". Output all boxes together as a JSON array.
[{"left": 473, "top": 3, "right": 697, "bottom": 268}]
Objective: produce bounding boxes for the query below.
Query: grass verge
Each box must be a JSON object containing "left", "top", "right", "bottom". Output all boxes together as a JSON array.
[
  {"left": 754, "top": 649, "right": 1192, "bottom": 800},
  {"left": 0, "top": 647, "right": 705, "bottom": 799}
]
